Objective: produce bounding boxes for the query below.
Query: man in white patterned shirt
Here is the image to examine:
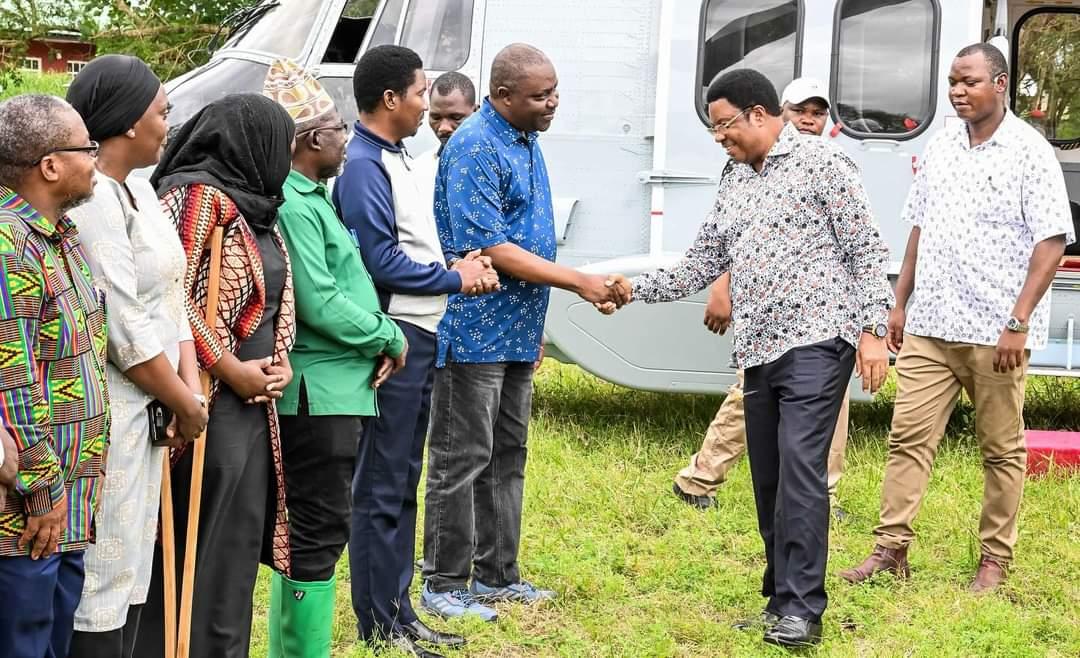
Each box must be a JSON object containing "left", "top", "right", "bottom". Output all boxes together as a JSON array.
[
  {"left": 840, "top": 44, "right": 1073, "bottom": 594},
  {"left": 608, "top": 68, "right": 893, "bottom": 648}
]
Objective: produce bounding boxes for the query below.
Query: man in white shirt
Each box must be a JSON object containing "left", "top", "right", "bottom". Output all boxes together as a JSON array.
[
  {"left": 840, "top": 43, "right": 1073, "bottom": 593},
  {"left": 414, "top": 71, "right": 478, "bottom": 206}
]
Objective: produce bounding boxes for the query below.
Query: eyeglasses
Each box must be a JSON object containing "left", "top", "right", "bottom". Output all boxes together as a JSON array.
[
  {"left": 706, "top": 107, "right": 753, "bottom": 136},
  {"left": 33, "top": 141, "right": 99, "bottom": 165},
  {"left": 297, "top": 121, "right": 349, "bottom": 137}
]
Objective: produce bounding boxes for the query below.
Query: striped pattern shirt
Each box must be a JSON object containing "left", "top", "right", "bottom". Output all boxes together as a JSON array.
[{"left": 0, "top": 186, "right": 109, "bottom": 555}]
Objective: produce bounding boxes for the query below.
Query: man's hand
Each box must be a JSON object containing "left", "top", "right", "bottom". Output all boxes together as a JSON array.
[
  {"left": 704, "top": 285, "right": 732, "bottom": 335},
  {"left": 19, "top": 489, "right": 67, "bottom": 559},
  {"left": 373, "top": 337, "right": 409, "bottom": 389},
  {"left": 855, "top": 333, "right": 889, "bottom": 394},
  {"left": 534, "top": 342, "right": 545, "bottom": 370},
  {"left": 886, "top": 306, "right": 906, "bottom": 354},
  {"left": 994, "top": 329, "right": 1027, "bottom": 373},
  {"left": 452, "top": 251, "right": 499, "bottom": 294}
]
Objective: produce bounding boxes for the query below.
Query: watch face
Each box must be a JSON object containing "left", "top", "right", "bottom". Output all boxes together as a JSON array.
[
  {"left": 875, "top": 324, "right": 888, "bottom": 338},
  {"left": 1007, "top": 318, "right": 1019, "bottom": 331}
]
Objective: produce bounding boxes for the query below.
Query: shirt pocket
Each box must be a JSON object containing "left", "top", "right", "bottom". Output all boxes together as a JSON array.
[{"left": 975, "top": 172, "right": 1024, "bottom": 228}]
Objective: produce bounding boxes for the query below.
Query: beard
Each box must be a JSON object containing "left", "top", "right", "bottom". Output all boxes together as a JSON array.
[
  {"left": 317, "top": 161, "right": 345, "bottom": 181},
  {"left": 58, "top": 187, "right": 94, "bottom": 216}
]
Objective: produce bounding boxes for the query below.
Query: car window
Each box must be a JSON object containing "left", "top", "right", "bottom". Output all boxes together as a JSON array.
[
  {"left": 400, "top": 0, "right": 475, "bottom": 71},
  {"left": 697, "top": 0, "right": 802, "bottom": 123},
  {"left": 1014, "top": 9, "right": 1080, "bottom": 144},
  {"left": 832, "top": 0, "right": 938, "bottom": 139}
]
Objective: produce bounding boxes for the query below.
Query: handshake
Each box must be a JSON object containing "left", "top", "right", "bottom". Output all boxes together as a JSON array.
[
  {"left": 577, "top": 273, "right": 632, "bottom": 314},
  {"left": 451, "top": 249, "right": 502, "bottom": 295}
]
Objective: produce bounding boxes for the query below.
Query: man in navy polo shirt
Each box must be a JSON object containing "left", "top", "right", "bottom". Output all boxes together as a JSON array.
[{"left": 420, "top": 43, "right": 628, "bottom": 619}]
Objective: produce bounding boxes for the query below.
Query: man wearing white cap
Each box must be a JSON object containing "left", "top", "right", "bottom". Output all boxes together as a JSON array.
[{"left": 672, "top": 77, "right": 852, "bottom": 518}]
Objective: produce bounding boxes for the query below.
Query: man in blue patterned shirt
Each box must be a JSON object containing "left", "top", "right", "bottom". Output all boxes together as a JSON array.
[{"left": 421, "top": 43, "right": 629, "bottom": 619}]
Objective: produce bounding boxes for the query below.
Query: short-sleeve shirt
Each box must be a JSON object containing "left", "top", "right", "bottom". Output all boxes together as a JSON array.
[
  {"left": 434, "top": 99, "right": 557, "bottom": 366},
  {"left": 903, "top": 111, "right": 1074, "bottom": 349}
]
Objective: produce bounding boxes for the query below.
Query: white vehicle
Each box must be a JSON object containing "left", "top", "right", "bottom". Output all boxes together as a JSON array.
[{"left": 165, "top": 0, "right": 1080, "bottom": 394}]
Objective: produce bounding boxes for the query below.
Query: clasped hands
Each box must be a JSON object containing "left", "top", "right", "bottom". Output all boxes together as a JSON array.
[
  {"left": 579, "top": 273, "right": 632, "bottom": 314},
  {"left": 452, "top": 249, "right": 501, "bottom": 295}
]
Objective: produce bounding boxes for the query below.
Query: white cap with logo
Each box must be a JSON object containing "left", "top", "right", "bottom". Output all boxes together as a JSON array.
[{"left": 781, "top": 77, "right": 830, "bottom": 107}]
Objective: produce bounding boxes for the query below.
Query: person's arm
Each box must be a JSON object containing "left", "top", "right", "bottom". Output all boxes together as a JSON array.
[
  {"left": 703, "top": 272, "right": 733, "bottom": 334},
  {"left": 335, "top": 158, "right": 462, "bottom": 296},
  {"left": 887, "top": 227, "right": 920, "bottom": 353},
  {"left": 995, "top": 143, "right": 1074, "bottom": 371},
  {"left": 278, "top": 205, "right": 406, "bottom": 360},
  {"left": 819, "top": 150, "right": 894, "bottom": 327},
  {"left": 630, "top": 205, "right": 730, "bottom": 304},
  {"left": 0, "top": 229, "right": 63, "bottom": 518},
  {"left": 75, "top": 193, "right": 205, "bottom": 441},
  {"left": 441, "top": 148, "right": 618, "bottom": 303}
]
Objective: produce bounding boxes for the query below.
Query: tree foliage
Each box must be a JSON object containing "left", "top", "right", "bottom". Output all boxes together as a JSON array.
[
  {"left": 0, "top": 0, "right": 259, "bottom": 80},
  {"left": 1015, "top": 11, "right": 1080, "bottom": 141}
]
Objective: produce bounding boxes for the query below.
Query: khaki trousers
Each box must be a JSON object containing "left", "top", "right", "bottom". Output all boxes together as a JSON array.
[
  {"left": 873, "top": 334, "right": 1027, "bottom": 562},
  {"left": 674, "top": 370, "right": 849, "bottom": 500}
]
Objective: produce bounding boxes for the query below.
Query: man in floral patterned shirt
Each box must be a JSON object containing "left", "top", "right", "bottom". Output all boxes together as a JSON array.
[
  {"left": 610, "top": 69, "right": 893, "bottom": 648},
  {"left": 841, "top": 44, "right": 1073, "bottom": 594},
  {"left": 0, "top": 95, "right": 108, "bottom": 658}
]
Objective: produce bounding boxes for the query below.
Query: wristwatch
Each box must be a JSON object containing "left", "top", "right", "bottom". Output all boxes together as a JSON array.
[
  {"left": 862, "top": 323, "right": 887, "bottom": 339},
  {"left": 1005, "top": 317, "right": 1029, "bottom": 334}
]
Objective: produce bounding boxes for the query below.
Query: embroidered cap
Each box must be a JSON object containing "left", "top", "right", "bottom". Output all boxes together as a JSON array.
[{"left": 262, "top": 58, "right": 336, "bottom": 129}]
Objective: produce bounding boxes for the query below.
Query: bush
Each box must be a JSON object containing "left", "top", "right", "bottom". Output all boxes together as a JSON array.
[{"left": 0, "top": 71, "right": 71, "bottom": 102}]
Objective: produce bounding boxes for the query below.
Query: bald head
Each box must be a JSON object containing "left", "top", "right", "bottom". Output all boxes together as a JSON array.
[
  {"left": 0, "top": 95, "right": 78, "bottom": 187},
  {"left": 489, "top": 43, "right": 551, "bottom": 97}
]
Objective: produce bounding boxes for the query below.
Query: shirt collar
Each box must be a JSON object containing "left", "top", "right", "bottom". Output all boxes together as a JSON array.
[
  {"left": 353, "top": 121, "right": 403, "bottom": 154},
  {"left": 767, "top": 122, "right": 800, "bottom": 158},
  {"left": 285, "top": 169, "right": 320, "bottom": 194},
  {"left": 956, "top": 110, "right": 1022, "bottom": 150},
  {"left": 0, "top": 185, "right": 71, "bottom": 239},
  {"left": 480, "top": 98, "right": 536, "bottom": 147}
]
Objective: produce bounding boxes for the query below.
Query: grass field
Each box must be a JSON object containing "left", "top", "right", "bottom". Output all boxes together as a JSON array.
[{"left": 249, "top": 362, "right": 1080, "bottom": 657}]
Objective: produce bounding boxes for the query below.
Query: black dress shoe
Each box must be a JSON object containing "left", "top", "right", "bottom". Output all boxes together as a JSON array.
[
  {"left": 385, "top": 632, "right": 446, "bottom": 658},
  {"left": 672, "top": 482, "right": 715, "bottom": 510},
  {"left": 402, "top": 619, "right": 466, "bottom": 647},
  {"left": 762, "top": 615, "right": 822, "bottom": 648},
  {"left": 732, "top": 610, "right": 781, "bottom": 631}
]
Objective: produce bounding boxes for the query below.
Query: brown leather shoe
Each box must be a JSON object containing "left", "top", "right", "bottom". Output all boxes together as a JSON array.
[
  {"left": 838, "top": 544, "right": 910, "bottom": 583},
  {"left": 970, "top": 556, "right": 1007, "bottom": 594}
]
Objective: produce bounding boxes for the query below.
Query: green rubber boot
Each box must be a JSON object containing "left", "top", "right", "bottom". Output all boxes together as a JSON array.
[{"left": 268, "top": 572, "right": 337, "bottom": 658}]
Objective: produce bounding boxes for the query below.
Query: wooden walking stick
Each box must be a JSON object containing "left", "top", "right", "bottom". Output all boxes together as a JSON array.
[
  {"left": 160, "top": 452, "right": 177, "bottom": 658},
  {"left": 177, "top": 225, "right": 225, "bottom": 658}
]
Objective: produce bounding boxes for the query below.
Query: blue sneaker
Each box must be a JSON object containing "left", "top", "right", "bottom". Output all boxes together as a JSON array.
[
  {"left": 469, "top": 579, "right": 556, "bottom": 604},
  {"left": 420, "top": 582, "right": 498, "bottom": 622}
]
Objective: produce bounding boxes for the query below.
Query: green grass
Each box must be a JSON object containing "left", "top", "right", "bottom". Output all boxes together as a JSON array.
[
  {"left": 0, "top": 72, "right": 71, "bottom": 101},
  {"left": 250, "top": 362, "right": 1080, "bottom": 657}
]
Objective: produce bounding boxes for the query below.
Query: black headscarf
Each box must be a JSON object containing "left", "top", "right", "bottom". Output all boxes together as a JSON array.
[
  {"left": 66, "top": 55, "right": 161, "bottom": 142},
  {"left": 151, "top": 94, "right": 296, "bottom": 233}
]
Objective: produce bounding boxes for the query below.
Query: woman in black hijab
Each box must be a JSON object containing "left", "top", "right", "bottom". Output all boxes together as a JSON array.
[
  {"left": 133, "top": 94, "right": 298, "bottom": 658},
  {"left": 66, "top": 55, "right": 209, "bottom": 658}
]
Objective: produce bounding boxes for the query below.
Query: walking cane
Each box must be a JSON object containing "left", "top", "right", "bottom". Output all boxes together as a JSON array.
[
  {"left": 176, "top": 225, "right": 225, "bottom": 658},
  {"left": 160, "top": 453, "right": 177, "bottom": 658}
]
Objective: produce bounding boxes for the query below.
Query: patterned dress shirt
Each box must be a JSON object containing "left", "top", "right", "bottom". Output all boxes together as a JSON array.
[
  {"left": 632, "top": 123, "right": 894, "bottom": 369},
  {"left": 0, "top": 187, "right": 109, "bottom": 555},
  {"left": 435, "top": 99, "right": 557, "bottom": 366},
  {"left": 903, "top": 111, "right": 1074, "bottom": 350}
]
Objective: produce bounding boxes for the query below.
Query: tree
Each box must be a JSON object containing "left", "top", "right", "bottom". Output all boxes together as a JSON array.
[{"left": 0, "top": 0, "right": 261, "bottom": 79}]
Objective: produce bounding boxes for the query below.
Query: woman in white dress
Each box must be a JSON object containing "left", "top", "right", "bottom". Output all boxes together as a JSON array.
[{"left": 65, "top": 55, "right": 209, "bottom": 658}]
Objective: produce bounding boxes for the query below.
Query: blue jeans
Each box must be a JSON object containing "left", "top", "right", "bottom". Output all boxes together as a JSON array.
[
  {"left": 350, "top": 321, "right": 435, "bottom": 640},
  {"left": 0, "top": 550, "right": 86, "bottom": 658},
  {"left": 422, "top": 361, "right": 534, "bottom": 592}
]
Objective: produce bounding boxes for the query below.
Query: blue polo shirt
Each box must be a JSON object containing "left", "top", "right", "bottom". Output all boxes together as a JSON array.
[{"left": 434, "top": 99, "right": 557, "bottom": 366}]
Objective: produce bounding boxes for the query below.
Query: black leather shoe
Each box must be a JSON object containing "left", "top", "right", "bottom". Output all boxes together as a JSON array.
[
  {"left": 732, "top": 610, "right": 781, "bottom": 631},
  {"left": 672, "top": 482, "right": 715, "bottom": 510},
  {"left": 384, "top": 632, "right": 446, "bottom": 658},
  {"left": 402, "top": 619, "right": 466, "bottom": 647},
  {"left": 763, "top": 615, "right": 822, "bottom": 648}
]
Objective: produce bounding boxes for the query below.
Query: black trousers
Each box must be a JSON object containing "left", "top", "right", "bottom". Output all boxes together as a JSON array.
[
  {"left": 280, "top": 381, "right": 363, "bottom": 582},
  {"left": 67, "top": 604, "right": 142, "bottom": 658},
  {"left": 743, "top": 337, "right": 854, "bottom": 623},
  {"left": 350, "top": 321, "right": 435, "bottom": 640},
  {"left": 133, "top": 385, "right": 274, "bottom": 658}
]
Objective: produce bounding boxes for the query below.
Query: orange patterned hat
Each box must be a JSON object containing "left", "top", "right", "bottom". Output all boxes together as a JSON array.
[{"left": 262, "top": 58, "right": 336, "bottom": 129}]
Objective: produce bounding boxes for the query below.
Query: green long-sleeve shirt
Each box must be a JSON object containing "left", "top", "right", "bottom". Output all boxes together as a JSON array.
[{"left": 277, "top": 169, "right": 404, "bottom": 416}]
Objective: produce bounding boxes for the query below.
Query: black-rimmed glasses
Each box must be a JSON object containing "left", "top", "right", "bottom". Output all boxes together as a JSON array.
[{"left": 33, "top": 141, "right": 99, "bottom": 165}]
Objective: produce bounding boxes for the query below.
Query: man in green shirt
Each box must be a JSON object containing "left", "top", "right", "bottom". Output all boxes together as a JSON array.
[{"left": 264, "top": 59, "right": 407, "bottom": 658}]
